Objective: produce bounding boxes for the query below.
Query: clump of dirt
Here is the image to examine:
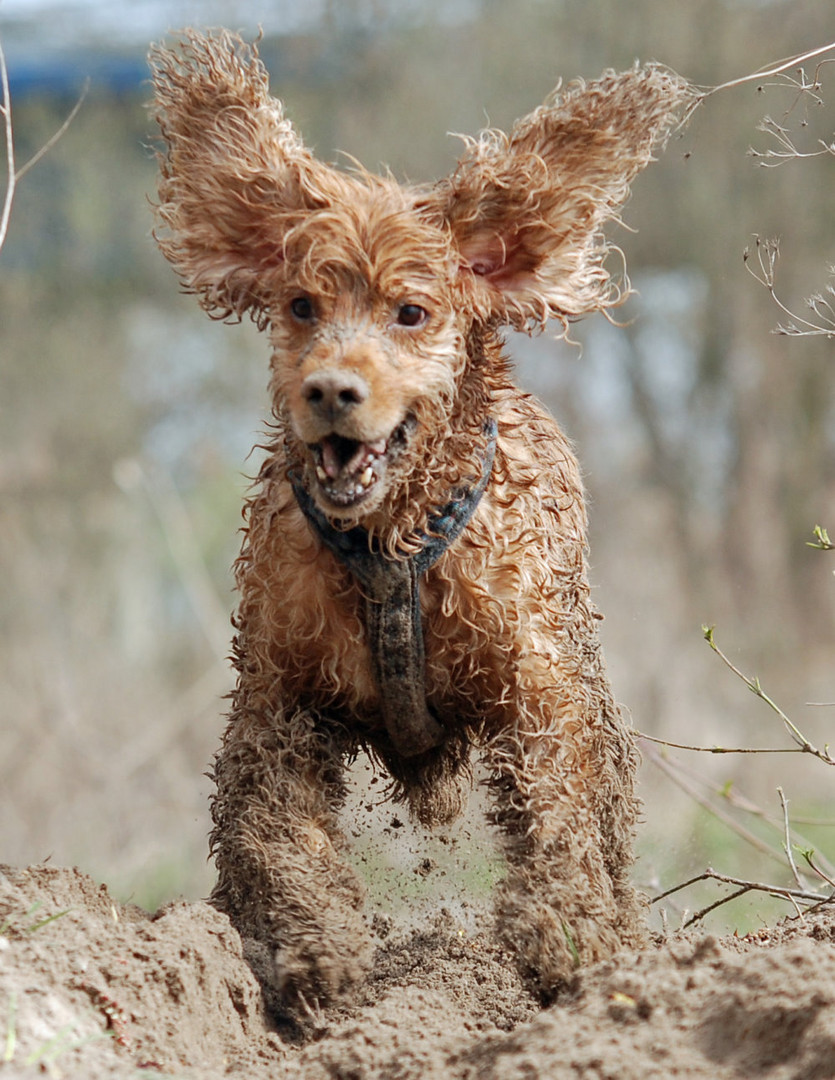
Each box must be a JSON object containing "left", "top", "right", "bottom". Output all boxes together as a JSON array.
[
  {"left": 2, "top": 863, "right": 835, "bottom": 1079},
  {"left": 0, "top": 865, "right": 274, "bottom": 1078}
]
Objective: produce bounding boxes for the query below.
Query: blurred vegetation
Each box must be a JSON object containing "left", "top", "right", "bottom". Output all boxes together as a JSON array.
[{"left": 1, "top": 0, "right": 834, "bottom": 923}]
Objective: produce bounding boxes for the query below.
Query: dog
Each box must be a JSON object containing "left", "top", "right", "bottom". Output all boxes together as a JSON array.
[{"left": 149, "top": 30, "right": 688, "bottom": 1014}]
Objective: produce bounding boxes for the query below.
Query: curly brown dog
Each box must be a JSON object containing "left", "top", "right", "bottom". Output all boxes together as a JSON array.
[{"left": 150, "top": 31, "right": 689, "bottom": 1015}]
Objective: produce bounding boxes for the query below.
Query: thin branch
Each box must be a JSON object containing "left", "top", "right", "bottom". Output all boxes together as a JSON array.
[
  {"left": 778, "top": 787, "right": 808, "bottom": 891},
  {"left": 642, "top": 742, "right": 835, "bottom": 878},
  {"left": 750, "top": 115, "right": 835, "bottom": 168},
  {"left": 0, "top": 36, "right": 87, "bottom": 255},
  {"left": 804, "top": 851, "right": 835, "bottom": 891},
  {"left": 723, "top": 781, "right": 835, "bottom": 878},
  {"left": 706, "top": 40, "right": 835, "bottom": 99},
  {"left": 680, "top": 41, "right": 835, "bottom": 128},
  {"left": 641, "top": 741, "right": 787, "bottom": 865},
  {"left": 702, "top": 625, "right": 835, "bottom": 764},
  {"left": 652, "top": 870, "right": 717, "bottom": 906},
  {"left": 638, "top": 732, "right": 808, "bottom": 755},
  {"left": 743, "top": 237, "right": 835, "bottom": 338},
  {"left": 652, "top": 867, "right": 829, "bottom": 906},
  {"left": 649, "top": 782, "right": 835, "bottom": 925},
  {"left": 746, "top": 59, "right": 835, "bottom": 168},
  {"left": 0, "top": 37, "right": 15, "bottom": 253},
  {"left": 683, "top": 884, "right": 755, "bottom": 927},
  {"left": 652, "top": 866, "right": 835, "bottom": 928},
  {"left": 16, "top": 80, "right": 87, "bottom": 183}
]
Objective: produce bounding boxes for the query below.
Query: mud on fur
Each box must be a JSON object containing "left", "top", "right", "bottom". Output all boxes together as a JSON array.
[{"left": 149, "top": 29, "right": 693, "bottom": 1017}]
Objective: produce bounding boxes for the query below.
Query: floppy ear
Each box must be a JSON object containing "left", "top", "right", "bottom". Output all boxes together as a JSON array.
[
  {"left": 149, "top": 30, "right": 329, "bottom": 326},
  {"left": 428, "top": 65, "right": 693, "bottom": 331}
]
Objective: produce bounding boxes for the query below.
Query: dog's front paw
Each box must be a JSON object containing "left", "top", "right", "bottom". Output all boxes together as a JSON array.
[
  {"left": 241, "top": 897, "right": 372, "bottom": 1018},
  {"left": 274, "top": 913, "right": 373, "bottom": 1010},
  {"left": 496, "top": 862, "right": 631, "bottom": 999}
]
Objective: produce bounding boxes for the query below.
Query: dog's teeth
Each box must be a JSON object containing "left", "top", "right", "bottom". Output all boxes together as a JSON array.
[
  {"left": 360, "top": 467, "right": 373, "bottom": 487},
  {"left": 316, "top": 465, "right": 327, "bottom": 482}
]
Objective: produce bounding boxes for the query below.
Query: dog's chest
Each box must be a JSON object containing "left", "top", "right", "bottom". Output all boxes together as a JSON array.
[{"left": 265, "top": 536, "right": 501, "bottom": 719}]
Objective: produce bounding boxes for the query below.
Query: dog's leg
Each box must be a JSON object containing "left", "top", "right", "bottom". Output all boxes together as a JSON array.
[
  {"left": 485, "top": 683, "right": 647, "bottom": 997},
  {"left": 209, "top": 704, "right": 371, "bottom": 1015}
]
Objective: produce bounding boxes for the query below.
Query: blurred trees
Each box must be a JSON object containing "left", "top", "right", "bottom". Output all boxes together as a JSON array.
[{"left": 1, "top": 0, "right": 833, "bottom": 905}]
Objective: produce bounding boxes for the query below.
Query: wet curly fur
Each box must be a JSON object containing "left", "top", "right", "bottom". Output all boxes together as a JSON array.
[{"left": 149, "top": 30, "right": 692, "bottom": 1015}]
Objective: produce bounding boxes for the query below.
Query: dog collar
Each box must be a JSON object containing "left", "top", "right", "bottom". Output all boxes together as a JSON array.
[{"left": 290, "top": 418, "right": 497, "bottom": 758}]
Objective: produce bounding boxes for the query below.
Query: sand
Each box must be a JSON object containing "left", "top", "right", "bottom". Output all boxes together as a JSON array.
[{"left": 2, "top": 863, "right": 835, "bottom": 1078}]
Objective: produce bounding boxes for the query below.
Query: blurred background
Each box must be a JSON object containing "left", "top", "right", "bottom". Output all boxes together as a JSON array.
[{"left": 1, "top": 0, "right": 833, "bottom": 929}]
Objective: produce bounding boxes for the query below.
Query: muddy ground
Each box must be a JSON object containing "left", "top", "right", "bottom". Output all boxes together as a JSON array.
[{"left": 2, "top": 864, "right": 835, "bottom": 1079}]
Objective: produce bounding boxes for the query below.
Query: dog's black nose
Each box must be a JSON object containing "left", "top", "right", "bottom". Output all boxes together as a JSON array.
[{"left": 301, "top": 370, "right": 369, "bottom": 423}]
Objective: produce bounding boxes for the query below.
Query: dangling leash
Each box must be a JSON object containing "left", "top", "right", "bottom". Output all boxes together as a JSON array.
[{"left": 291, "top": 419, "right": 497, "bottom": 758}]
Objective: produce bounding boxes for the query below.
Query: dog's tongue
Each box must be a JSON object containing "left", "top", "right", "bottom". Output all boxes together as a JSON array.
[
  {"left": 320, "top": 436, "right": 386, "bottom": 480},
  {"left": 320, "top": 439, "right": 348, "bottom": 480}
]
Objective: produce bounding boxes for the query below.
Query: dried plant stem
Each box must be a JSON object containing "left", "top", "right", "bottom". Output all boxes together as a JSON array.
[
  {"left": 683, "top": 885, "right": 760, "bottom": 926},
  {"left": 0, "top": 35, "right": 87, "bottom": 255},
  {"left": 0, "top": 37, "right": 14, "bottom": 252},
  {"left": 752, "top": 113, "right": 835, "bottom": 168},
  {"left": 638, "top": 732, "right": 803, "bottom": 755},
  {"left": 702, "top": 626, "right": 835, "bottom": 765},
  {"left": 652, "top": 867, "right": 834, "bottom": 928},
  {"left": 681, "top": 42, "right": 835, "bottom": 338},
  {"left": 744, "top": 237, "right": 835, "bottom": 339},
  {"left": 642, "top": 740, "right": 835, "bottom": 876},
  {"left": 778, "top": 787, "right": 808, "bottom": 891},
  {"left": 17, "top": 86, "right": 87, "bottom": 183},
  {"left": 714, "top": 40, "right": 835, "bottom": 94},
  {"left": 640, "top": 741, "right": 787, "bottom": 866},
  {"left": 804, "top": 852, "right": 835, "bottom": 892},
  {"left": 639, "top": 621, "right": 835, "bottom": 764}
]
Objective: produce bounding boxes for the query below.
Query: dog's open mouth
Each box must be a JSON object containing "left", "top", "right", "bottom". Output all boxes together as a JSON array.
[{"left": 308, "top": 418, "right": 414, "bottom": 509}]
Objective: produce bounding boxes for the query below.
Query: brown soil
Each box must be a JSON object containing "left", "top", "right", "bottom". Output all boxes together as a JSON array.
[{"left": 2, "top": 863, "right": 835, "bottom": 1079}]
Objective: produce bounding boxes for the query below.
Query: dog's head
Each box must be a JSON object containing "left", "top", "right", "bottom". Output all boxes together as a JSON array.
[{"left": 150, "top": 31, "right": 689, "bottom": 523}]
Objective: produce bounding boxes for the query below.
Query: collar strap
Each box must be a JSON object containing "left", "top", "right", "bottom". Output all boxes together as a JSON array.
[
  {"left": 291, "top": 418, "right": 497, "bottom": 586},
  {"left": 290, "top": 418, "right": 497, "bottom": 757}
]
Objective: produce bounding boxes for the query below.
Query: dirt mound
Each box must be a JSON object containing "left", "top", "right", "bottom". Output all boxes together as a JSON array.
[{"left": 2, "top": 864, "right": 835, "bottom": 1079}]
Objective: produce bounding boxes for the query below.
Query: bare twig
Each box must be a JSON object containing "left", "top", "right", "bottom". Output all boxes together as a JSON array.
[
  {"left": 642, "top": 625, "right": 835, "bottom": 764},
  {"left": 710, "top": 42, "right": 835, "bottom": 97},
  {"left": 638, "top": 731, "right": 810, "bottom": 755},
  {"left": 778, "top": 787, "right": 808, "bottom": 891},
  {"left": 651, "top": 867, "right": 828, "bottom": 907},
  {"left": 682, "top": 40, "right": 835, "bottom": 126},
  {"left": 745, "top": 59, "right": 835, "bottom": 168},
  {"left": 0, "top": 37, "right": 14, "bottom": 252},
  {"left": 743, "top": 238, "right": 835, "bottom": 339},
  {"left": 751, "top": 114, "right": 835, "bottom": 167},
  {"left": 803, "top": 851, "right": 835, "bottom": 891},
  {"left": 17, "top": 83, "right": 87, "bottom": 183},
  {"left": 686, "top": 885, "right": 759, "bottom": 927},
  {"left": 646, "top": 517, "right": 835, "bottom": 926},
  {"left": 642, "top": 737, "right": 835, "bottom": 877},
  {"left": 640, "top": 741, "right": 787, "bottom": 865},
  {"left": 702, "top": 626, "right": 835, "bottom": 764},
  {"left": 692, "top": 43, "right": 835, "bottom": 337},
  {"left": 652, "top": 866, "right": 835, "bottom": 928},
  {"left": 0, "top": 35, "right": 87, "bottom": 255}
]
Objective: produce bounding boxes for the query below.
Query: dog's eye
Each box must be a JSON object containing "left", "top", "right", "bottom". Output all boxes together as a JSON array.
[
  {"left": 397, "top": 304, "right": 428, "bottom": 328},
  {"left": 290, "top": 297, "right": 315, "bottom": 321}
]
